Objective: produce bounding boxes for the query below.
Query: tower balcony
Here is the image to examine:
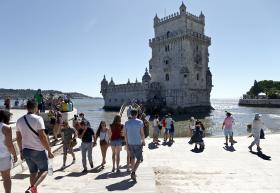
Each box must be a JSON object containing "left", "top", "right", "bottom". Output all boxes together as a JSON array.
[{"left": 149, "top": 29, "right": 211, "bottom": 47}]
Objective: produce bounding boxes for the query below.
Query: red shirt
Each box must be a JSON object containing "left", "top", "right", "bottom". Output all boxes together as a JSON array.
[
  {"left": 161, "top": 119, "right": 166, "bottom": 128},
  {"left": 110, "top": 123, "right": 123, "bottom": 140}
]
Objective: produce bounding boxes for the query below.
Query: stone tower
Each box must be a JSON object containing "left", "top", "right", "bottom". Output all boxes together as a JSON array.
[{"left": 149, "top": 2, "right": 212, "bottom": 108}]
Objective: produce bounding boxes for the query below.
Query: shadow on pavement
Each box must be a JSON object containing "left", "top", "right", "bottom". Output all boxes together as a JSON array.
[
  {"left": 12, "top": 174, "right": 30, "bottom": 180},
  {"left": 223, "top": 145, "right": 236, "bottom": 152},
  {"left": 148, "top": 142, "right": 159, "bottom": 150},
  {"left": 250, "top": 151, "right": 271, "bottom": 161},
  {"left": 95, "top": 171, "right": 130, "bottom": 180},
  {"left": 106, "top": 178, "right": 136, "bottom": 191},
  {"left": 88, "top": 165, "right": 105, "bottom": 173},
  {"left": 162, "top": 141, "right": 173, "bottom": 147},
  {"left": 53, "top": 163, "right": 73, "bottom": 173},
  {"left": 190, "top": 147, "right": 204, "bottom": 153},
  {"left": 54, "top": 171, "right": 88, "bottom": 180}
]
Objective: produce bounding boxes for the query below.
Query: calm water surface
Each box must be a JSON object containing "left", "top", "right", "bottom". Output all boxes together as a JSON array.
[{"left": 72, "top": 98, "right": 280, "bottom": 137}]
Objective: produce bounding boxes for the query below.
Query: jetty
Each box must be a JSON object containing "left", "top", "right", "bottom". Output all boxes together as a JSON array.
[{"left": 239, "top": 98, "right": 280, "bottom": 108}]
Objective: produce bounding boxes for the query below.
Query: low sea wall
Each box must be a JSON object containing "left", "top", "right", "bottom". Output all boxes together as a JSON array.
[{"left": 239, "top": 99, "right": 280, "bottom": 108}]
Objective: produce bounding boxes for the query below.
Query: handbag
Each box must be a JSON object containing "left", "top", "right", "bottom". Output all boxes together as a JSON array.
[
  {"left": 70, "top": 138, "right": 77, "bottom": 147},
  {"left": 260, "top": 129, "right": 265, "bottom": 139}
]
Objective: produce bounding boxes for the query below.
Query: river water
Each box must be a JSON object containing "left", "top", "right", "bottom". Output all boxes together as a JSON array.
[
  {"left": 71, "top": 98, "right": 280, "bottom": 137},
  {"left": 2, "top": 98, "right": 280, "bottom": 137}
]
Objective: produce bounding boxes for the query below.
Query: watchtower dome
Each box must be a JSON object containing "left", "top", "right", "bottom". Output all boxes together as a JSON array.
[{"left": 142, "top": 68, "right": 151, "bottom": 83}]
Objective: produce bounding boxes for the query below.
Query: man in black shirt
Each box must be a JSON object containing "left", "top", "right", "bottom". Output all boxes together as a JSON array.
[{"left": 78, "top": 121, "right": 96, "bottom": 172}]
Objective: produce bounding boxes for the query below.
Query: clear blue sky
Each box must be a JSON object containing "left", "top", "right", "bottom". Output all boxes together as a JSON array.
[{"left": 0, "top": 0, "right": 279, "bottom": 98}]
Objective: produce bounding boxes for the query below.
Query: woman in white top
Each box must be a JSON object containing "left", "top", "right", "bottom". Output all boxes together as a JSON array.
[
  {"left": 0, "top": 110, "right": 17, "bottom": 193},
  {"left": 96, "top": 121, "right": 110, "bottom": 167},
  {"left": 248, "top": 114, "right": 264, "bottom": 152}
]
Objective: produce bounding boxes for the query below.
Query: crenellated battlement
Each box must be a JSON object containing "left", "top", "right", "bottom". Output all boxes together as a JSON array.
[
  {"left": 155, "top": 11, "right": 204, "bottom": 26},
  {"left": 105, "top": 82, "right": 161, "bottom": 93},
  {"left": 156, "top": 12, "right": 180, "bottom": 24},
  {"left": 149, "top": 29, "right": 211, "bottom": 46}
]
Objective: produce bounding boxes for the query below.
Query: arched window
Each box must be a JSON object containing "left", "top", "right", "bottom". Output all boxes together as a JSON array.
[
  {"left": 166, "top": 73, "right": 170, "bottom": 81},
  {"left": 165, "top": 45, "right": 170, "bottom": 52},
  {"left": 167, "top": 31, "right": 170, "bottom": 38},
  {"left": 197, "top": 73, "right": 199, "bottom": 81}
]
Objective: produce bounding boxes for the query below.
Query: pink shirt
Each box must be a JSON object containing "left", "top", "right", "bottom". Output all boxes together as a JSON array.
[{"left": 223, "top": 117, "right": 234, "bottom": 129}]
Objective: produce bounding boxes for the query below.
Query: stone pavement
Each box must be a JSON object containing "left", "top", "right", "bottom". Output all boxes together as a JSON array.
[
  {"left": 6, "top": 140, "right": 155, "bottom": 193},
  {"left": 1, "top": 134, "right": 280, "bottom": 193},
  {"left": 147, "top": 134, "right": 280, "bottom": 193}
]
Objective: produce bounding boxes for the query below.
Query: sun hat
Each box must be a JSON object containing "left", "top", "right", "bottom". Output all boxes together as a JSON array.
[
  {"left": 225, "top": 111, "right": 232, "bottom": 116},
  {"left": 255, "top": 113, "right": 261, "bottom": 119}
]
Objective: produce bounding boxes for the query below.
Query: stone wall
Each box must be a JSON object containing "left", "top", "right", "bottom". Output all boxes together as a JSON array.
[
  {"left": 239, "top": 99, "right": 280, "bottom": 108},
  {"left": 103, "top": 82, "right": 161, "bottom": 109}
]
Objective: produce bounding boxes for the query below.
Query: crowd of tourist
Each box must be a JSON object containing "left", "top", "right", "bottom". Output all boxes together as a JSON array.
[{"left": 0, "top": 97, "right": 267, "bottom": 193}]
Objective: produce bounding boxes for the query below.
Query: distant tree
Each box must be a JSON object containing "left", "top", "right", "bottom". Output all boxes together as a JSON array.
[{"left": 248, "top": 80, "right": 261, "bottom": 97}]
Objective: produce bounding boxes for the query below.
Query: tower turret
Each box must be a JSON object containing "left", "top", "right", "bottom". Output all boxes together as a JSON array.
[
  {"left": 154, "top": 14, "right": 160, "bottom": 26},
  {"left": 142, "top": 68, "right": 151, "bottom": 83},
  {"left": 199, "top": 11, "right": 205, "bottom": 24},
  {"left": 180, "top": 2, "right": 186, "bottom": 15},
  {"left": 109, "top": 77, "right": 115, "bottom": 86},
  {"left": 101, "top": 75, "right": 108, "bottom": 89},
  {"left": 100, "top": 75, "right": 108, "bottom": 96}
]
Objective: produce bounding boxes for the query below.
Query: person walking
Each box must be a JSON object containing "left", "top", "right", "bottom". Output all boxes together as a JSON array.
[
  {"left": 4, "top": 96, "right": 11, "bottom": 111},
  {"left": 61, "top": 121, "right": 77, "bottom": 168},
  {"left": 152, "top": 115, "right": 160, "bottom": 144},
  {"left": 34, "top": 89, "right": 44, "bottom": 113},
  {"left": 96, "top": 121, "right": 110, "bottom": 167},
  {"left": 124, "top": 109, "right": 145, "bottom": 182},
  {"left": 78, "top": 121, "right": 96, "bottom": 173},
  {"left": 165, "top": 114, "right": 173, "bottom": 142},
  {"left": 222, "top": 112, "right": 234, "bottom": 147},
  {"left": 169, "top": 120, "right": 175, "bottom": 142},
  {"left": 16, "top": 100, "right": 54, "bottom": 193},
  {"left": 0, "top": 110, "right": 17, "bottom": 193},
  {"left": 188, "top": 117, "right": 196, "bottom": 144},
  {"left": 248, "top": 114, "right": 264, "bottom": 152},
  {"left": 109, "top": 115, "right": 123, "bottom": 173},
  {"left": 79, "top": 113, "right": 91, "bottom": 128},
  {"left": 189, "top": 120, "right": 205, "bottom": 151}
]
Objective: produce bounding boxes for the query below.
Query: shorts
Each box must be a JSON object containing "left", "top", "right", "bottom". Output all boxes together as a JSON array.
[
  {"left": 110, "top": 139, "right": 122, "bottom": 147},
  {"left": 224, "top": 128, "right": 233, "bottom": 137},
  {"left": 128, "top": 145, "right": 143, "bottom": 161},
  {"left": 165, "top": 128, "right": 170, "bottom": 134},
  {"left": 38, "top": 103, "right": 43, "bottom": 111},
  {"left": 63, "top": 142, "right": 73, "bottom": 154},
  {"left": 153, "top": 127, "right": 160, "bottom": 136},
  {"left": 0, "top": 156, "right": 11, "bottom": 172},
  {"left": 23, "top": 148, "right": 48, "bottom": 173},
  {"left": 170, "top": 128, "right": 175, "bottom": 134}
]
